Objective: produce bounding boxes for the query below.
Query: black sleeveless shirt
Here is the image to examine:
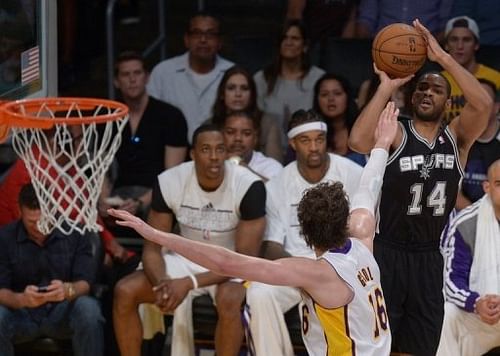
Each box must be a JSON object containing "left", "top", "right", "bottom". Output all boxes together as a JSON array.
[{"left": 377, "top": 120, "right": 463, "bottom": 246}]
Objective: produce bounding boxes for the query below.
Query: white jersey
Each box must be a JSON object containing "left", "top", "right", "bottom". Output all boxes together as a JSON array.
[
  {"left": 248, "top": 150, "right": 283, "bottom": 180},
  {"left": 157, "top": 161, "right": 260, "bottom": 250},
  {"left": 302, "top": 239, "right": 391, "bottom": 356},
  {"left": 265, "top": 153, "right": 362, "bottom": 257}
]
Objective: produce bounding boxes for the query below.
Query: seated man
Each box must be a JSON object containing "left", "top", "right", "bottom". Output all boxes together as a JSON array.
[
  {"left": 99, "top": 50, "right": 188, "bottom": 222},
  {"left": 0, "top": 184, "right": 104, "bottom": 356},
  {"left": 221, "top": 110, "right": 283, "bottom": 180},
  {"left": 438, "top": 159, "right": 500, "bottom": 356},
  {"left": 113, "top": 124, "right": 266, "bottom": 356}
]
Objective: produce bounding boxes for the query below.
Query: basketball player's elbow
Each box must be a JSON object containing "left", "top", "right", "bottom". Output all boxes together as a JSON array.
[{"left": 348, "top": 134, "right": 371, "bottom": 154}]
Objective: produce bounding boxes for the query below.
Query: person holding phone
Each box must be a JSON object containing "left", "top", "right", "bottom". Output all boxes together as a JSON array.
[{"left": 0, "top": 184, "right": 104, "bottom": 356}]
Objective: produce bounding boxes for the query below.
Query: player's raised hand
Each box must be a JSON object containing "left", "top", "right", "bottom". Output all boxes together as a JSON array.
[
  {"left": 413, "top": 19, "right": 447, "bottom": 63},
  {"left": 374, "top": 101, "right": 399, "bottom": 150},
  {"left": 373, "top": 63, "right": 413, "bottom": 91}
]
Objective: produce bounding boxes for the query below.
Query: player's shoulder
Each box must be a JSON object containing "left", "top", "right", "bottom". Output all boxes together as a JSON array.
[{"left": 159, "top": 161, "right": 193, "bottom": 184}]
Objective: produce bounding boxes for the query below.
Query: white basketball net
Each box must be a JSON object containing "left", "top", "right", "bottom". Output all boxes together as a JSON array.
[{"left": 10, "top": 101, "right": 128, "bottom": 235}]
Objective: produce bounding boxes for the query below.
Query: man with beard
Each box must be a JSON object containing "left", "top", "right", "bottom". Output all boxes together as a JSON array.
[
  {"left": 112, "top": 125, "right": 266, "bottom": 356},
  {"left": 245, "top": 109, "right": 362, "bottom": 355},
  {"left": 348, "top": 20, "right": 493, "bottom": 355}
]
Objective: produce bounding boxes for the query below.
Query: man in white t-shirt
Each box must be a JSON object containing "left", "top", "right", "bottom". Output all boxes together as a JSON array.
[
  {"left": 113, "top": 125, "right": 266, "bottom": 356},
  {"left": 222, "top": 110, "right": 283, "bottom": 180},
  {"left": 147, "top": 13, "right": 234, "bottom": 143},
  {"left": 245, "top": 109, "right": 362, "bottom": 355}
]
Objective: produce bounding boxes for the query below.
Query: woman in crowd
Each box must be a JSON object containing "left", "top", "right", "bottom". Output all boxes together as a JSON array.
[
  {"left": 211, "top": 65, "right": 283, "bottom": 162},
  {"left": 313, "top": 73, "right": 366, "bottom": 166},
  {"left": 254, "top": 19, "right": 324, "bottom": 152}
]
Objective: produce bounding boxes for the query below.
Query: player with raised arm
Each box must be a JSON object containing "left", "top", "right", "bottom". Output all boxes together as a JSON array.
[
  {"left": 348, "top": 19, "right": 493, "bottom": 355},
  {"left": 108, "top": 102, "right": 400, "bottom": 356}
]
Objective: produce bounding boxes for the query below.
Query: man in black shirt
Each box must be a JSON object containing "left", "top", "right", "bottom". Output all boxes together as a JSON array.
[
  {"left": 349, "top": 20, "right": 493, "bottom": 355},
  {"left": 99, "top": 51, "right": 189, "bottom": 219},
  {"left": 0, "top": 184, "right": 104, "bottom": 356}
]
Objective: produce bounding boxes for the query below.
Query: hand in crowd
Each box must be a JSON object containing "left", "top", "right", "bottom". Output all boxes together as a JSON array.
[
  {"left": 152, "top": 277, "right": 193, "bottom": 313},
  {"left": 22, "top": 285, "right": 49, "bottom": 308},
  {"left": 23, "top": 280, "right": 65, "bottom": 307},
  {"left": 476, "top": 295, "right": 500, "bottom": 325},
  {"left": 413, "top": 18, "right": 447, "bottom": 63}
]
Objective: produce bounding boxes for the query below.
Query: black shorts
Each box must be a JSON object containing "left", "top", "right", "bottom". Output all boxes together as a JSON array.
[{"left": 374, "top": 238, "right": 444, "bottom": 356}]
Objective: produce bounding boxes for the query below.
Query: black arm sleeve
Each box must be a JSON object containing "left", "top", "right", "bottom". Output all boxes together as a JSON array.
[
  {"left": 151, "top": 178, "right": 173, "bottom": 214},
  {"left": 239, "top": 181, "right": 266, "bottom": 220}
]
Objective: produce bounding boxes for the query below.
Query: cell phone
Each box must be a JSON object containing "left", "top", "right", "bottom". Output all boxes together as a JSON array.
[{"left": 38, "top": 286, "right": 49, "bottom": 293}]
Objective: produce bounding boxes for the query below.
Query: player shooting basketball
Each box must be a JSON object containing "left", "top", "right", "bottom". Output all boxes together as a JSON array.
[
  {"left": 108, "top": 101, "right": 401, "bottom": 356},
  {"left": 348, "top": 19, "right": 493, "bottom": 354}
]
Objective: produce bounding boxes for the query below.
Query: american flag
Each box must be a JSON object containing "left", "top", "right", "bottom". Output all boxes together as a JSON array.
[{"left": 21, "top": 46, "right": 40, "bottom": 84}]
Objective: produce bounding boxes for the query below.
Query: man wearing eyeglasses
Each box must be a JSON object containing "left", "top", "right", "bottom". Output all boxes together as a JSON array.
[{"left": 148, "top": 12, "right": 234, "bottom": 144}]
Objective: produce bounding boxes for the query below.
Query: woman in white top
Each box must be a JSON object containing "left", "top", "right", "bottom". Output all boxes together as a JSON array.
[{"left": 254, "top": 20, "right": 324, "bottom": 148}]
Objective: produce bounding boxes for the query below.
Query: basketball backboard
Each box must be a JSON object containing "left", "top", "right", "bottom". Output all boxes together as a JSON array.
[{"left": 0, "top": 0, "right": 57, "bottom": 101}]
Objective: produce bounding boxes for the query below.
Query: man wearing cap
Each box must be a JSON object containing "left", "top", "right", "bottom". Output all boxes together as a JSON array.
[
  {"left": 245, "top": 109, "right": 362, "bottom": 355},
  {"left": 442, "top": 15, "right": 500, "bottom": 123}
]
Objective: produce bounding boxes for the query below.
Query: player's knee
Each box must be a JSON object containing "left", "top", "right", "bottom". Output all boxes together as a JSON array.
[
  {"left": 114, "top": 273, "right": 143, "bottom": 308},
  {"left": 215, "top": 283, "right": 245, "bottom": 314}
]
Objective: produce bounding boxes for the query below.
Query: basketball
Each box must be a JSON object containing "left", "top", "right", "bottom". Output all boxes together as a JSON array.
[{"left": 372, "top": 23, "right": 427, "bottom": 78}]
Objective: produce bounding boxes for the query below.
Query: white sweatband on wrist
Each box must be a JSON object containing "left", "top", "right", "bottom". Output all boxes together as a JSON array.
[
  {"left": 350, "top": 148, "right": 388, "bottom": 213},
  {"left": 287, "top": 121, "right": 327, "bottom": 139},
  {"left": 189, "top": 274, "right": 198, "bottom": 289}
]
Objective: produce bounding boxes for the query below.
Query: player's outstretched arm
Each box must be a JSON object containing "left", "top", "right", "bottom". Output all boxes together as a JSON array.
[
  {"left": 348, "top": 64, "right": 411, "bottom": 154},
  {"left": 413, "top": 19, "right": 492, "bottom": 156},
  {"left": 349, "top": 102, "right": 398, "bottom": 252},
  {"left": 107, "top": 208, "right": 330, "bottom": 290}
]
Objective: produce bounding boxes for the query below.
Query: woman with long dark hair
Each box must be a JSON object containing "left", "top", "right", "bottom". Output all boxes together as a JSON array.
[
  {"left": 211, "top": 66, "right": 283, "bottom": 162},
  {"left": 313, "top": 73, "right": 366, "bottom": 166},
  {"left": 254, "top": 20, "right": 324, "bottom": 150}
]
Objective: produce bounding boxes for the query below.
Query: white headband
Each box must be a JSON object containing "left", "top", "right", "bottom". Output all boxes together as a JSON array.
[{"left": 287, "top": 121, "right": 327, "bottom": 139}]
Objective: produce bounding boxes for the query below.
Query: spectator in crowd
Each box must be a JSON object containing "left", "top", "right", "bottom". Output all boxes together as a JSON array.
[
  {"left": 456, "top": 79, "right": 500, "bottom": 209},
  {"left": 313, "top": 73, "right": 366, "bottom": 166},
  {"left": 107, "top": 101, "right": 402, "bottom": 356},
  {"left": 221, "top": 110, "right": 282, "bottom": 180},
  {"left": 0, "top": 184, "right": 104, "bottom": 356},
  {"left": 210, "top": 66, "right": 283, "bottom": 162},
  {"left": 147, "top": 12, "right": 233, "bottom": 143},
  {"left": 450, "top": 0, "right": 500, "bottom": 46},
  {"left": 286, "top": 0, "right": 357, "bottom": 65},
  {"left": 356, "top": 0, "right": 453, "bottom": 39},
  {"left": 246, "top": 109, "right": 361, "bottom": 355},
  {"left": 442, "top": 15, "right": 500, "bottom": 122},
  {"left": 349, "top": 19, "right": 493, "bottom": 355},
  {"left": 112, "top": 125, "right": 266, "bottom": 356},
  {"left": 254, "top": 20, "right": 324, "bottom": 153},
  {"left": 437, "top": 159, "right": 500, "bottom": 356},
  {"left": 99, "top": 51, "right": 188, "bottom": 223}
]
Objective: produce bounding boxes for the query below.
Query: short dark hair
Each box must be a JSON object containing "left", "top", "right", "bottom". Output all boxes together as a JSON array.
[
  {"left": 297, "top": 182, "right": 350, "bottom": 250},
  {"left": 19, "top": 183, "right": 40, "bottom": 210},
  {"left": 187, "top": 11, "right": 221, "bottom": 33},
  {"left": 192, "top": 124, "right": 222, "bottom": 147},
  {"left": 416, "top": 71, "right": 452, "bottom": 98},
  {"left": 287, "top": 109, "right": 325, "bottom": 132},
  {"left": 222, "top": 110, "right": 260, "bottom": 132},
  {"left": 114, "top": 50, "right": 147, "bottom": 77}
]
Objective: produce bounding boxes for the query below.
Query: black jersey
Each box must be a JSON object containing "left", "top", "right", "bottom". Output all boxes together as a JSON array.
[{"left": 377, "top": 120, "right": 463, "bottom": 245}]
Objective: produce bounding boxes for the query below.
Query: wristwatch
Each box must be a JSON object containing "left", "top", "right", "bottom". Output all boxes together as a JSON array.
[{"left": 65, "top": 282, "right": 76, "bottom": 300}]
